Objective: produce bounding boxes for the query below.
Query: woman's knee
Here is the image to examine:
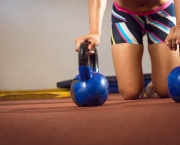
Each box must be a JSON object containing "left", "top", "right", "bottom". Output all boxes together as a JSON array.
[
  {"left": 153, "top": 82, "right": 170, "bottom": 98},
  {"left": 155, "top": 91, "right": 169, "bottom": 98},
  {"left": 119, "top": 87, "right": 144, "bottom": 100}
]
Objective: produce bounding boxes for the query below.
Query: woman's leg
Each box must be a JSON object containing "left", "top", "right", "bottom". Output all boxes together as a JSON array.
[
  {"left": 148, "top": 43, "right": 180, "bottom": 98},
  {"left": 112, "top": 43, "right": 144, "bottom": 100}
]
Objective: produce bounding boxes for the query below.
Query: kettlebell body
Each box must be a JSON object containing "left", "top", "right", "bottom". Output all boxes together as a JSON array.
[
  {"left": 168, "top": 66, "right": 180, "bottom": 102},
  {"left": 70, "top": 42, "right": 109, "bottom": 107}
]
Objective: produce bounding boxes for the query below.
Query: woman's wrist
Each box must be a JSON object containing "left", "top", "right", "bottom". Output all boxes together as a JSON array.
[{"left": 89, "top": 31, "right": 101, "bottom": 37}]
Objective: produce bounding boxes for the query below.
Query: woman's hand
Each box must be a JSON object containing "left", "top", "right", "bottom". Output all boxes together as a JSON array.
[
  {"left": 75, "top": 34, "right": 100, "bottom": 54},
  {"left": 165, "top": 25, "right": 180, "bottom": 51}
]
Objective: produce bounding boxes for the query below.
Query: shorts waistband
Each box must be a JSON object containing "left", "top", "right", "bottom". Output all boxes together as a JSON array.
[{"left": 114, "top": 0, "right": 172, "bottom": 15}]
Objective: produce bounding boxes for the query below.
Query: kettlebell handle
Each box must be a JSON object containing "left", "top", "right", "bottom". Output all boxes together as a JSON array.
[{"left": 79, "top": 41, "right": 99, "bottom": 72}]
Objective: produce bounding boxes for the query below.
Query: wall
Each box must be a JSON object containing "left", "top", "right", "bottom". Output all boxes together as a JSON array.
[{"left": 0, "top": 0, "right": 151, "bottom": 90}]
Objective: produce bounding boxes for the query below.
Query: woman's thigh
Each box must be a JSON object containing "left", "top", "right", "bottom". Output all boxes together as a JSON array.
[
  {"left": 111, "top": 43, "right": 144, "bottom": 100},
  {"left": 148, "top": 43, "right": 180, "bottom": 97}
]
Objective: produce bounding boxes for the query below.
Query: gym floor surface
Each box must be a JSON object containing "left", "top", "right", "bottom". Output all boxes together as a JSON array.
[{"left": 1, "top": 93, "right": 180, "bottom": 145}]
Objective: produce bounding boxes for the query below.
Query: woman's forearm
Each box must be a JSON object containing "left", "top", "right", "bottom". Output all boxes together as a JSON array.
[
  {"left": 88, "top": 0, "right": 107, "bottom": 37},
  {"left": 174, "top": 0, "right": 180, "bottom": 25}
]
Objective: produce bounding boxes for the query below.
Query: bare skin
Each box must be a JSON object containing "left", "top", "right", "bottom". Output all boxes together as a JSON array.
[
  {"left": 75, "top": 0, "right": 180, "bottom": 99},
  {"left": 116, "top": 0, "right": 169, "bottom": 12}
]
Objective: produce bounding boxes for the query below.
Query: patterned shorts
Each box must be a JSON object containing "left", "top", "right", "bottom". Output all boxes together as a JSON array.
[{"left": 111, "top": 0, "right": 176, "bottom": 45}]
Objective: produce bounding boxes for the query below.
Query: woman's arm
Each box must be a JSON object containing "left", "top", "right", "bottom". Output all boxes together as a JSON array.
[
  {"left": 75, "top": 0, "right": 107, "bottom": 51},
  {"left": 174, "top": 0, "right": 180, "bottom": 25},
  {"left": 165, "top": 0, "right": 180, "bottom": 50},
  {"left": 89, "top": 0, "right": 107, "bottom": 37}
]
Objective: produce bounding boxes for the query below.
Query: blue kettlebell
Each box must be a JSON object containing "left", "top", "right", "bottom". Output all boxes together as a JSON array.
[
  {"left": 168, "top": 66, "right": 180, "bottom": 102},
  {"left": 70, "top": 42, "right": 109, "bottom": 107}
]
